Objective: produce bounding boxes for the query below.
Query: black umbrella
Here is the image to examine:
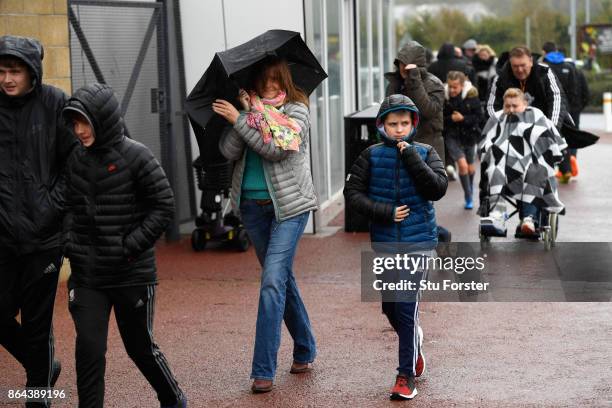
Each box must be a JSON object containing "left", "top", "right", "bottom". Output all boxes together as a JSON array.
[
  {"left": 561, "top": 123, "right": 599, "bottom": 149},
  {"left": 185, "top": 30, "right": 327, "bottom": 163}
]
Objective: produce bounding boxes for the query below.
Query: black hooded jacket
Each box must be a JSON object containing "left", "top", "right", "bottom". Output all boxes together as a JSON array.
[
  {"left": 0, "top": 35, "right": 76, "bottom": 258},
  {"left": 428, "top": 43, "right": 476, "bottom": 83},
  {"left": 62, "top": 83, "right": 174, "bottom": 289},
  {"left": 443, "top": 85, "right": 482, "bottom": 145},
  {"left": 542, "top": 52, "right": 580, "bottom": 120},
  {"left": 472, "top": 54, "right": 497, "bottom": 103}
]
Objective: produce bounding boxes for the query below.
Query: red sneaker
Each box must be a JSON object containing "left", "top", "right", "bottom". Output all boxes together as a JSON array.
[
  {"left": 415, "top": 326, "right": 426, "bottom": 377},
  {"left": 570, "top": 155, "right": 579, "bottom": 177},
  {"left": 390, "top": 375, "right": 417, "bottom": 400}
]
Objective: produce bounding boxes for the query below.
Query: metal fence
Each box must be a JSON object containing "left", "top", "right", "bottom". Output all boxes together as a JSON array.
[{"left": 68, "top": 0, "right": 195, "bottom": 239}]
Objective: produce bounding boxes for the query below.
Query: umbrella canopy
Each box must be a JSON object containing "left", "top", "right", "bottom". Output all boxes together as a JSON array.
[
  {"left": 185, "top": 30, "right": 327, "bottom": 163},
  {"left": 561, "top": 123, "right": 599, "bottom": 149}
]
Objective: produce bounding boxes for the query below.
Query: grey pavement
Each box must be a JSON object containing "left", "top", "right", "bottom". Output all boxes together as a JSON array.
[{"left": 580, "top": 113, "right": 609, "bottom": 132}]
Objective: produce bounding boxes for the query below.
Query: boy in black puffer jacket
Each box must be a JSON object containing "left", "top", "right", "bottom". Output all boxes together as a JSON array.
[
  {"left": 62, "top": 83, "right": 186, "bottom": 408},
  {"left": 443, "top": 71, "right": 483, "bottom": 209},
  {"left": 344, "top": 94, "right": 447, "bottom": 401}
]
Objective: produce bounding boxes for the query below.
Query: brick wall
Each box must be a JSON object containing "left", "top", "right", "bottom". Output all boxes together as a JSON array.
[{"left": 0, "top": 0, "right": 71, "bottom": 93}]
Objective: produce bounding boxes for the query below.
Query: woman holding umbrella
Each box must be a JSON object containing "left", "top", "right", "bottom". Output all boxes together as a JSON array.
[{"left": 213, "top": 56, "right": 318, "bottom": 393}]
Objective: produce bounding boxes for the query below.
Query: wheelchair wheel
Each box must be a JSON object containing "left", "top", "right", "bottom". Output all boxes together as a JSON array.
[
  {"left": 479, "top": 228, "right": 490, "bottom": 250},
  {"left": 234, "top": 228, "right": 250, "bottom": 252},
  {"left": 542, "top": 228, "right": 550, "bottom": 250},
  {"left": 542, "top": 213, "right": 558, "bottom": 251},
  {"left": 548, "top": 212, "right": 558, "bottom": 247},
  {"left": 191, "top": 229, "right": 207, "bottom": 252}
]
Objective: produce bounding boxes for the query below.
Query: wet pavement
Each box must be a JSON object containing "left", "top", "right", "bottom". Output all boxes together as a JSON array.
[{"left": 1, "top": 132, "right": 611, "bottom": 407}]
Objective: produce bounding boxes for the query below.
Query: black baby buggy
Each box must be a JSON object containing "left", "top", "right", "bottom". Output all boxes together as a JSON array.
[{"left": 190, "top": 157, "right": 250, "bottom": 252}]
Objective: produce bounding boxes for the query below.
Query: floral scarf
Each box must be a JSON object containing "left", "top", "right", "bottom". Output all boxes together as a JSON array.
[{"left": 245, "top": 91, "right": 302, "bottom": 151}]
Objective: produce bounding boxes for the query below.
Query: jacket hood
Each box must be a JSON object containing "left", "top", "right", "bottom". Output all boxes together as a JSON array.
[
  {"left": 376, "top": 94, "right": 420, "bottom": 143},
  {"left": 437, "top": 43, "right": 456, "bottom": 60},
  {"left": 473, "top": 54, "right": 495, "bottom": 71},
  {"left": 0, "top": 35, "right": 43, "bottom": 89},
  {"left": 395, "top": 41, "right": 427, "bottom": 68},
  {"left": 544, "top": 51, "right": 565, "bottom": 65},
  {"left": 496, "top": 51, "right": 510, "bottom": 72},
  {"left": 444, "top": 80, "right": 477, "bottom": 100},
  {"left": 62, "top": 83, "right": 125, "bottom": 150}
]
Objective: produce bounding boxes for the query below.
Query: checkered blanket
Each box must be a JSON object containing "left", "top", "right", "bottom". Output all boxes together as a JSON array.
[{"left": 479, "top": 107, "right": 567, "bottom": 213}]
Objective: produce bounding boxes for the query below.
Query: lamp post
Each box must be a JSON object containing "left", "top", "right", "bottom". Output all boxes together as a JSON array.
[
  {"left": 570, "top": 0, "right": 577, "bottom": 60},
  {"left": 585, "top": 0, "right": 590, "bottom": 23},
  {"left": 525, "top": 16, "right": 531, "bottom": 49}
]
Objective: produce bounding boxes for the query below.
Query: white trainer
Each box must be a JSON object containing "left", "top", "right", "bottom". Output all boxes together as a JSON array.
[{"left": 520, "top": 216, "right": 536, "bottom": 235}]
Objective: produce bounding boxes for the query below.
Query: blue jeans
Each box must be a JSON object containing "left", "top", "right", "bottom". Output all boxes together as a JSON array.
[
  {"left": 520, "top": 201, "right": 540, "bottom": 224},
  {"left": 239, "top": 200, "right": 316, "bottom": 380}
]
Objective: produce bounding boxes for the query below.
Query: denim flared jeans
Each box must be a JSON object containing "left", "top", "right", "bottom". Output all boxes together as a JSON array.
[{"left": 240, "top": 200, "right": 316, "bottom": 380}]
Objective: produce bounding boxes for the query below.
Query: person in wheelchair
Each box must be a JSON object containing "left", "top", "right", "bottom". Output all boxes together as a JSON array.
[{"left": 478, "top": 88, "right": 567, "bottom": 237}]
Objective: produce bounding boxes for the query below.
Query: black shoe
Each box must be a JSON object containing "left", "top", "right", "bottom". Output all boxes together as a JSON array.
[
  {"left": 50, "top": 360, "right": 61, "bottom": 387},
  {"left": 161, "top": 397, "right": 187, "bottom": 408}
]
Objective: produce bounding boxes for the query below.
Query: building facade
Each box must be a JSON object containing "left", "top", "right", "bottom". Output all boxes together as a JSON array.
[
  {"left": 2, "top": 0, "right": 396, "bottom": 234},
  {"left": 181, "top": 0, "right": 395, "bottom": 232}
]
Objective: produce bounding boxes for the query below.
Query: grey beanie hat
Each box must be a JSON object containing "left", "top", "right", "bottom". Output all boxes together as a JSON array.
[{"left": 463, "top": 39, "right": 478, "bottom": 50}]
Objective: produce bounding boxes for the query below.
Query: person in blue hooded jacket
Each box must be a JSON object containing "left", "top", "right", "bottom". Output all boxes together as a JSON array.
[{"left": 344, "top": 94, "right": 447, "bottom": 401}]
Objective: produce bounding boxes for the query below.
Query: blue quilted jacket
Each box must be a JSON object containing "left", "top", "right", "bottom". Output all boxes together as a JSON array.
[
  {"left": 368, "top": 142, "right": 438, "bottom": 243},
  {"left": 344, "top": 94, "right": 448, "bottom": 245}
]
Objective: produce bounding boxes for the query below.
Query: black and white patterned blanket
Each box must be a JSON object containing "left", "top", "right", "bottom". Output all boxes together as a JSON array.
[{"left": 479, "top": 107, "right": 567, "bottom": 213}]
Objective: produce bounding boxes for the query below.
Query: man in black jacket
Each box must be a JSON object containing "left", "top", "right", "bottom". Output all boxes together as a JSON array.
[
  {"left": 487, "top": 46, "right": 568, "bottom": 129},
  {"left": 557, "top": 46, "right": 590, "bottom": 127},
  {"left": 0, "top": 35, "right": 76, "bottom": 406},
  {"left": 541, "top": 42, "right": 579, "bottom": 118},
  {"left": 62, "top": 83, "right": 186, "bottom": 408},
  {"left": 428, "top": 43, "right": 476, "bottom": 84}
]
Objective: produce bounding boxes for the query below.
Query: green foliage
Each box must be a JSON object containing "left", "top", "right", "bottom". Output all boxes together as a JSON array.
[
  {"left": 584, "top": 70, "right": 612, "bottom": 109},
  {"left": 596, "top": 0, "right": 612, "bottom": 23},
  {"left": 470, "top": 16, "right": 517, "bottom": 53},
  {"left": 405, "top": 11, "right": 473, "bottom": 50},
  {"left": 397, "top": 0, "right": 610, "bottom": 67}
]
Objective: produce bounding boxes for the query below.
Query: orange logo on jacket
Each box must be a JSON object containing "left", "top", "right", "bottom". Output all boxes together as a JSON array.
[{"left": 107, "top": 164, "right": 117, "bottom": 172}]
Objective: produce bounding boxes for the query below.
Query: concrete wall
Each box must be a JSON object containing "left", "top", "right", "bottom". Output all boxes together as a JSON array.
[{"left": 0, "top": 0, "right": 71, "bottom": 93}]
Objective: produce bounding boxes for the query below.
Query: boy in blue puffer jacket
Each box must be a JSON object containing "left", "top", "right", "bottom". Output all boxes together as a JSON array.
[{"left": 344, "top": 94, "right": 447, "bottom": 401}]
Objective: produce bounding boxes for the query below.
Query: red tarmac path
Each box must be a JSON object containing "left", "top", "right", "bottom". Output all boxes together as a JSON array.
[{"left": 2, "top": 132, "right": 611, "bottom": 407}]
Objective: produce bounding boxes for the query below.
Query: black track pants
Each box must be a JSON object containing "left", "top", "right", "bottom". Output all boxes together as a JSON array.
[
  {"left": 68, "top": 284, "right": 184, "bottom": 408},
  {"left": 0, "top": 248, "right": 62, "bottom": 407}
]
